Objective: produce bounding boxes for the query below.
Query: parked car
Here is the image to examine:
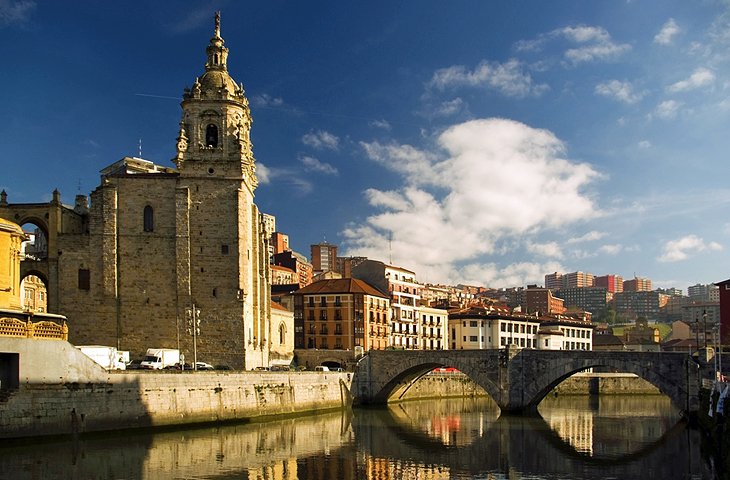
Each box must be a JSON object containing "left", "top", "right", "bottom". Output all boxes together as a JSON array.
[
  {"left": 215, "top": 365, "right": 232, "bottom": 371},
  {"left": 314, "top": 365, "right": 330, "bottom": 372},
  {"left": 195, "top": 362, "right": 214, "bottom": 370},
  {"left": 270, "top": 365, "right": 291, "bottom": 371}
]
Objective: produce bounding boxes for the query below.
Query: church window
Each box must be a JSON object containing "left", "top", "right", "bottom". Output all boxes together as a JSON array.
[
  {"left": 205, "top": 124, "right": 218, "bottom": 147},
  {"left": 143, "top": 205, "right": 154, "bottom": 232},
  {"left": 279, "top": 324, "right": 285, "bottom": 345},
  {"left": 78, "top": 269, "right": 90, "bottom": 290}
]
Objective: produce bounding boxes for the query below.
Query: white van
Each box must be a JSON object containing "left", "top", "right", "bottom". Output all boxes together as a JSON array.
[{"left": 314, "top": 365, "right": 330, "bottom": 372}]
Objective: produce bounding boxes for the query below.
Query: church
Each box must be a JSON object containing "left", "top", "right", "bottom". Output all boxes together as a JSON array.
[{"left": 0, "top": 13, "right": 284, "bottom": 370}]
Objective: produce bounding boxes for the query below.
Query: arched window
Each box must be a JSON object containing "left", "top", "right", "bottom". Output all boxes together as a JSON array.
[
  {"left": 143, "top": 205, "right": 154, "bottom": 232},
  {"left": 205, "top": 124, "right": 218, "bottom": 147},
  {"left": 279, "top": 323, "right": 286, "bottom": 345}
]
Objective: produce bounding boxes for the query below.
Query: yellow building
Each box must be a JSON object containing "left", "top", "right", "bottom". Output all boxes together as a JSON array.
[{"left": 0, "top": 217, "right": 25, "bottom": 310}]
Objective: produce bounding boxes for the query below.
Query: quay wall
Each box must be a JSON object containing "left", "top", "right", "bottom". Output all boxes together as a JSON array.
[{"left": 0, "top": 338, "right": 352, "bottom": 439}]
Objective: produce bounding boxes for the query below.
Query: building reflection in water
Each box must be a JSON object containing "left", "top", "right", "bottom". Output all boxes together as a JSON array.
[{"left": 0, "top": 394, "right": 703, "bottom": 479}]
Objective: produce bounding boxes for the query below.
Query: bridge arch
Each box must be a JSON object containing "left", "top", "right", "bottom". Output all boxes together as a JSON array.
[
  {"left": 356, "top": 351, "right": 503, "bottom": 405},
  {"left": 512, "top": 351, "right": 695, "bottom": 414}
]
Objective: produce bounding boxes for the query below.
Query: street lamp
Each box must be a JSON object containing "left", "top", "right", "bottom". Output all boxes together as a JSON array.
[
  {"left": 186, "top": 303, "right": 201, "bottom": 370},
  {"left": 702, "top": 310, "right": 708, "bottom": 349}
]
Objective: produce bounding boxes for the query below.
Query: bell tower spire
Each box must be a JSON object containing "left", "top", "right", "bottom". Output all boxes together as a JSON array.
[
  {"left": 175, "top": 11, "right": 256, "bottom": 191},
  {"left": 206, "top": 11, "right": 229, "bottom": 72}
]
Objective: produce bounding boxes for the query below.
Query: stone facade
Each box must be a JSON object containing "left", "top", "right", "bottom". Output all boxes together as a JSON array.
[{"left": 0, "top": 14, "right": 275, "bottom": 369}]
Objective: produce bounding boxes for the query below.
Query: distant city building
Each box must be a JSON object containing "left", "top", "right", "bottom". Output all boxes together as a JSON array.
[
  {"left": 612, "top": 291, "right": 668, "bottom": 321},
  {"left": 272, "top": 251, "right": 313, "bottom": 288},
  {"left": 270, "top": 264, "right": 297, "bottom": 285},
  {"left": 524, "top": 287, "right": 566, "bottom": 316},
  {"left": 311, "top": 242, "right": 338, "bottom": 274},
  {"left": 555, "top": 287, "right": 610, "bottom": 315},
  {"left": 270, "top": 232, "right": 290, "bottom": 255},
  {"left": 420, "top": 284, "right": 451, "bottom": 307},
  {"left": 545, "top": 272, "right": 563, "bottom": 291},
  {"left": 656, "top": 287, "right": 683, "bottom": 297},
  {"left": 293, "top": 278, "right": 390, "bottom": 351},
  {"left": 623, "top": 276, "right": 652, "bottom": 292},
  {"left": 21, "top": 274, "right": 47, "bottom": 313},
  {"left": 335, "top": 256, "right": 367, "bottom": 278},
  {"left": 682, "top": 302, "right": 720, "bottom": 347},
  {"left": 593, "top": 274, "right": 623, "bottom": 293},
  {"left": 351, "top": 259, "right": 421, "bottom": 350},
  {"left": 545, "top": 271, "right": 594, "bottom": 290},
  {"left": 688, "top": 283, "right": 719, "bottom": 302}
]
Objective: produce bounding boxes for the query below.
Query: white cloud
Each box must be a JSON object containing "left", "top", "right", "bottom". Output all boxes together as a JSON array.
[
  {"left": 595, "top": 80, "right": 645, "bottom": 104},
  {"left": 369, "top": 119, "right": 391, "bottom": 130},
  {"left": 256, "top": 163, "right": 313, "bottom": 195},
  {"left": 515, "top": 25, "right": 630, "bottom": 65},
  {"left": 526, "top": 241, "right": 564, "bottom": 259},
  {"left": 654, "top": 19, "right": 680, "bottom": 45},
  {"left": 251, "top": 94, "right": 284, "bottom": 107},
  {"left": 299, "top": 155, "right": 338, "bottom": 175},
  {"left": 667, "top": 68, "right": 716, "bottom": 93},
  {"left": 435, "top": 98, "right": 465, "bottom": 116},
  {"left": 256, "top": 163, "right": 272, "bottom": 184},
  {"left": 598, "top": 244, "right": 623, "bottom": 255},
  {"left": 0, "top": 0, "right": 35, "bottom": 27},
  {"left": 302, "top": 130, "right": 339, "bottom": 150},
  {"left": 556, "top": 25, "right": 631, "bottom": 64},
  {"left": 428, "top": 59, "right": 549, "bottom": 98},
  {"left": 653, "top": 100, "right": 681, "bottom": 119},
  {"left": 658, "top": 234, "right": 723, "bottom": 262},
  {"left": 567, "top": 231, "right": 606, "bottom": 244},
  {"left": 638, "top": 140, "right": 652, "bottom": 149},
  {"left": 346, "top": 118, "right": 601, "bottom": 284}
]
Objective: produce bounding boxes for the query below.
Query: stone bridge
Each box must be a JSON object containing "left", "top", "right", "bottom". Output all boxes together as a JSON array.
[{"left": 352, "top": 346, "right": 712, "bottom": 416}]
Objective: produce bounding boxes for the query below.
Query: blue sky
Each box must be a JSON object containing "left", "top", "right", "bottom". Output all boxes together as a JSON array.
[{"left": 1, "top": 1, "right": 729, "bottom": 291}]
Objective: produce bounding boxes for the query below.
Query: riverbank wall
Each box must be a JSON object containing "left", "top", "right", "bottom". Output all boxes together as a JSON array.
[{"left": 0, "top": 338, "right": 352, "bottom": 439}]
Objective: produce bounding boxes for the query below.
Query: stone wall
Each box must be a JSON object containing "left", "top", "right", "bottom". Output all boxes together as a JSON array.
[
  {"left": 0, "top": 338, "right": 350, "bottom": 439},
  {"left": 552, "top": 372, "right": 661, "bottom": 395}
]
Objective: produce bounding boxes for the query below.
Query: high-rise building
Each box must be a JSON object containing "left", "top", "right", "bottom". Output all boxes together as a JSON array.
[
  {"left": 594, "top": 274, "right": 623, "bottom": 293},
  {"left": 545, "top": 272, "right": 563, "bottom": 290},
  {"left": 563, "top": 272, "right": 594, "bottom": 289},
  {"left": 524, "top": 287, "right": 566, "bottom": 316},
  {"left": 311, "top": 242, "right": 338, "bottom": 273},
  {"left": 623, "top": 277, "right": 652, "bottom": 292},
  {"left": 555, "top": 287, "right": 610, "bottom": 315},
  {"left": 688, "top": 283, "right": 719, "bottom": 302}
]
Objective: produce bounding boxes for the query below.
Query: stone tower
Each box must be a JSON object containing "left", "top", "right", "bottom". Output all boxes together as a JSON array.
[{"left": 172, "top": 12, "right": 270, "bottom": 368}]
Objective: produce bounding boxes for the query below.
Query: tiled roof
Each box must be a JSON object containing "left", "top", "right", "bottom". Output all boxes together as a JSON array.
[{"left": 294, "top": 278, "right": 388, "bottom": 298}]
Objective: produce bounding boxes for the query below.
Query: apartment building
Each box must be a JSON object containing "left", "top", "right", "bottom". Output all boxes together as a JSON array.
[
  {"left": 311, "top": 242, "right": 338, "bottom": 274},
  {"left": 594, "top": 274, "right": 623, "bottom": 293},
  {"left": 352, "top": 259, "right": 421, "bottom": 349},
  {"left": 524, "top": 287, "right": 566, "bottom": 316},
  {"left": 623, "top": 276, "right": 652, "bottom": 292},
  {"left": 293, "top": 278, "right": 390, "bottom": 351},
  {"left": 448, "top": 306, "right": 593, "bottom": 351},
  {"left": 555, "top": 287, "right": 610, "bottom": 315},
  {"left": 418, "top": 305, "right": 448, "bottom": 350}
]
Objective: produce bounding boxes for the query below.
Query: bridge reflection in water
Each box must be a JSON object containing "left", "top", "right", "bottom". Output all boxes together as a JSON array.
[{"left": 0, "top": 395, "right": 709, "bottom": 479}]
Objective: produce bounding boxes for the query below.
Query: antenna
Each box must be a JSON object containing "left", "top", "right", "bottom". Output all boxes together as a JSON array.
[
  {"left": 389, "top": 232, "right": 393, "bottom": 265},
  {"left": 77, "top": 178, "right": 82, "bottom": 192},
  {"left": 139, "top": 138, "right": 143, "bottom": 158}
]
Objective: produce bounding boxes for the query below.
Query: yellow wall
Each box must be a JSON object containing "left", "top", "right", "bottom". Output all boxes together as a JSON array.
[{"left": 0, "top": 217, "right": 25, "bottom": 310}]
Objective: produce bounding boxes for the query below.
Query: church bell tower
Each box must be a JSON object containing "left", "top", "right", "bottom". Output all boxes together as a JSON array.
[
  {"left": 173, "top": 12, "right": 270, "bottom": 369},
  {"left": 174, "top": 11, "right": 257, "bottom": 191}
]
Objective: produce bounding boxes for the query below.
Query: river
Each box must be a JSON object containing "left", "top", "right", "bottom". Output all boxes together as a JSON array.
[{"left": 0, "top": 395, "right": 715, "bottom": 479}]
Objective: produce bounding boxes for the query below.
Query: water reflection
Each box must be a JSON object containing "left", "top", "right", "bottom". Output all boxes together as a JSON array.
[{"left": 0, "top": 396, "right": 711, "bottom": 479}]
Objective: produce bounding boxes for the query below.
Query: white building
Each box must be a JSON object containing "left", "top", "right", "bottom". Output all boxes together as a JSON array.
[{"left": 448, "top": 306, "right": 593, "bottom": 351}]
